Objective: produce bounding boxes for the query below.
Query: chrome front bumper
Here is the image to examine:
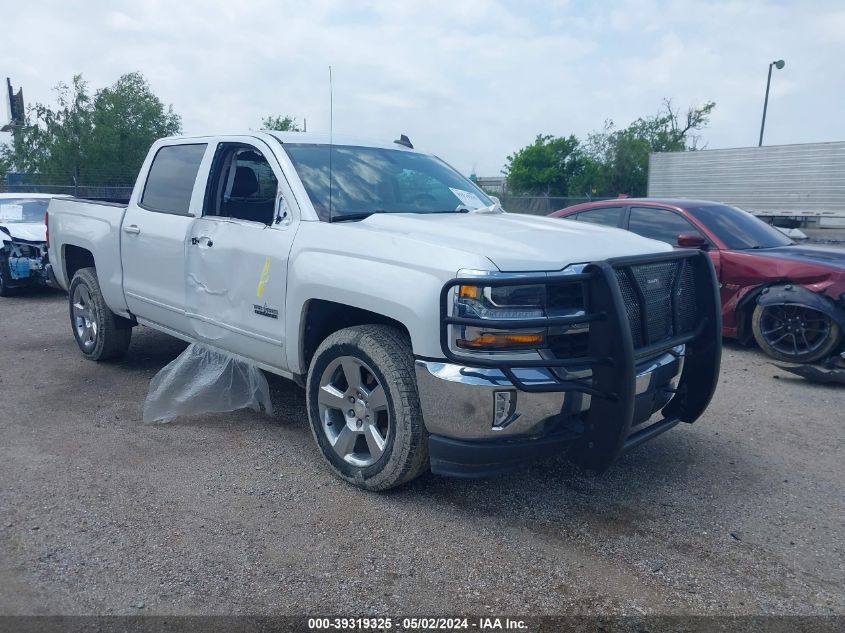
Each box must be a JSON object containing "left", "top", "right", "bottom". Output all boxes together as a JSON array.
[{"left": 415, "top": 347, "right": 684, "bottom": 441}]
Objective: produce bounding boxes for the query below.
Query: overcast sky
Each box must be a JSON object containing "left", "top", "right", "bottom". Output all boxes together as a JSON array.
[{"left": 3, "top": 0, "right": 844, "bottom": 175}]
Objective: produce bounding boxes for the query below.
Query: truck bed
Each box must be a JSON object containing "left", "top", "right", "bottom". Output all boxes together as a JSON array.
[{"left": 47, "top": 197, "right": 129, "bottom": 314}]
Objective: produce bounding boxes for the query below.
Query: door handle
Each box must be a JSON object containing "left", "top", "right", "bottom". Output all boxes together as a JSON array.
[
  {"left": 191, "top": 236, "right": 213, "bottom": 247},
  {"left": 123, "top": 224, "right": 141, "bottom": 235}
]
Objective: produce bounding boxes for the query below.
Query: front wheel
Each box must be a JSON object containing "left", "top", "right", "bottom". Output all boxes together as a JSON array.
[
  {"left": 0, "top": 252, "right": 12, "bottom": 297},
  {"left": 69, "top": 267, "right": 132, "bottom": 361},
  {"left": 306, "top": 325, "right": 429, "bottom": 491},
  {"left": 752, "top": 303, "right": 841, "bottom": 363}
]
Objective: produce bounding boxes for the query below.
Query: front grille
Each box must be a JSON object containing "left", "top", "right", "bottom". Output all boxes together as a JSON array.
[
  {"left": 546, "top": 280, "right": 588, "bottom": 359},
  {"left": 548, "top": 330, "right": 589, "bottom": 358},
  {"left": 615, "top": 269, "right": 643, "bottom": 346},
  {"left": 616, "top": 259, "right": 698, "bottom": 348},
  {"left": 676, "top": 261, "right": 697, "bottom": 333}
]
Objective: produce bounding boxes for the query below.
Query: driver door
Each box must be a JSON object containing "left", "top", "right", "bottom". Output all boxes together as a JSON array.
[
  {"left": 626, "top": 205, "right": 721, "bottom": 275},
  {"left": 185, "top": 139, "right": 299, "bottom": 371}
]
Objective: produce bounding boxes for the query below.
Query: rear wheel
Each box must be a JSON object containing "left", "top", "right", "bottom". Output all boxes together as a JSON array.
[
  {"left": 69, "top": 267, "right": 132, "bottom": 361},
  {"left": 752, "top": 303, "right": 841, "bottom": 363},
  {"left": 306, "top": 325, "right": 429, "bottom": 491}
]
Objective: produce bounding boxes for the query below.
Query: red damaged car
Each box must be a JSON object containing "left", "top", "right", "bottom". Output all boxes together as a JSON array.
[{"left": 551, "top": 199, "right": 845, "bottom": 363}]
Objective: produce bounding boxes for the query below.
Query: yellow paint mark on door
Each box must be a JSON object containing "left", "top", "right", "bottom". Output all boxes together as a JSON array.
[{"left": 256, "top": 257, "right": 271, "bottom": 299}]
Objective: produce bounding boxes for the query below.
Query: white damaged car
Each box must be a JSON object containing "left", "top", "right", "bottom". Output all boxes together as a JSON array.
[{"left": 0, "top": 193, "right": 67, "bottom": 296}]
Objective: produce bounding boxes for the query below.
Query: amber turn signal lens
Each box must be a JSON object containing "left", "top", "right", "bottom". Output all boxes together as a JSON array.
[
  {"left": 458, "top": 285, "right": 482, "bottom": 300},
  {"left": 457, "top": 331, "right": 545, "bottom": 350}
]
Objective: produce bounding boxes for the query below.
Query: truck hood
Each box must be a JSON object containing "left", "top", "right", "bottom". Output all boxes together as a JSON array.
[
  {"left": 354, "top": 212, "right": 671, "bottom": 272},
  {"left": 0, "top": 222, "right": 47, "bottom": 243}
]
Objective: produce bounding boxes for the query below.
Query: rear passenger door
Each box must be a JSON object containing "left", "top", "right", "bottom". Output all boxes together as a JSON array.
[{"left": 122, "top": 141, "right": 209, "bottom": 333}]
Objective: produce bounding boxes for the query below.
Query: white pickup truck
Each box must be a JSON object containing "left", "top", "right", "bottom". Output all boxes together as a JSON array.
[{"left": 47, "top": 132, "right": 721, "bottom": 490}]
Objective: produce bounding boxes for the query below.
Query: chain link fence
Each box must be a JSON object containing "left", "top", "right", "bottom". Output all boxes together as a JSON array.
[
  {"left": 499, "top": 195, "right": 615, "bottom": 216},
  {"left": 1, "top": 174, "right": 134, "bottom": 202}
]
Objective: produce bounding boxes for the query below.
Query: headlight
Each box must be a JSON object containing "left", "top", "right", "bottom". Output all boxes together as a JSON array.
[
  {"left": 453, "top": 283, "right": 548, "bottom": 351},
  {"left": 457, "top": 283, "right": 546, "bottom": 319}
]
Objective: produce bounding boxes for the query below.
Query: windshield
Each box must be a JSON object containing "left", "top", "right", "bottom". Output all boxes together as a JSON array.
[
  {"left": 284, "top": 144, "right": 493, "bottom": 221},
  {"left": 0, "top": 198, "right": 50, "bottom": 224},
  {"left": 688, "top": 204, "right": 793, "bottom": 249}
]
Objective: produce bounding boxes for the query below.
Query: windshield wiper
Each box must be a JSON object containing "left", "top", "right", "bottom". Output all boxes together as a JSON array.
[
  {"left": 331, "top": 211, "right": 380, "bottom": 222},
  {"left": 465, "top": 202, "right": 503, "bottom": 214}
]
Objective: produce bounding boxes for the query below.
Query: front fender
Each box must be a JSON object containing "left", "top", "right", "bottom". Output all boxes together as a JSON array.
[
  {"left": 757, "top": 284, "right": 845, "bottom": 330},
  {"left": 284, "top": 251, "right": 452, "bottom": 375}
]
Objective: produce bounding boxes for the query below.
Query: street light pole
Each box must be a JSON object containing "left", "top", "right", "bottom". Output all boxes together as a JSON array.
[{"left": 759, "top": 59, "right": 785, "bottom": 147}]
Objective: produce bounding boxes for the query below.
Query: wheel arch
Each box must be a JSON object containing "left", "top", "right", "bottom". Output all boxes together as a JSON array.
[
  {"left": 296, "top": 299, "right": 411, "bottom": 385},
  {"left": 756, "top": 283, "right": 845, "bottom": 331},
  {"left": 63, "top": 244, "right": 96, "bottom": 283},
  {"left": 735, "top": 281, "right": 784, "bottom": 344}
]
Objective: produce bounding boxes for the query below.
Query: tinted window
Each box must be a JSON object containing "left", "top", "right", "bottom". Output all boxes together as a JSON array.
[
  {"left": 205, "top": 145, "right": 278, "bottom": 224},
  {"left": 628, "top": 207, "right": 704, "bottom": 245},
  {"left": 575, "top": 206, "right": 624, "bottom": 227},
  {"left": 688, "top": 204, "right": 792, "bottom": 249},
  {"left": 141, "top": 144, "right": 207, "bottom": 214},
  {"left": 284, "top": 144, "right": 492, "bottom": 221}
]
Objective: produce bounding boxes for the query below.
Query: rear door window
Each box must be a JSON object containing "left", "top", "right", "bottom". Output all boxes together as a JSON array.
[
  {"left": 628, "top": 206, "right": 705, "bottom": 245},
  {"left": 573, "top": 206, "right": 624, "bottom": 227},
  {"left": 141, "top": 144, "right": 208, "bottom": 215}
]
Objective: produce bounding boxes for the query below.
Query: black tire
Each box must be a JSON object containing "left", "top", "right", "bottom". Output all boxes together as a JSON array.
[
  {"left": 0, "top": 251, "right": 12, "bottom": 297},
  {"left": 752, "top": 303, "right": 842, "bottom": 363},
  {"left": 306, "top": 325, "right": 429, "bottom": 491},
  {"left": 68, "top": 267, "right": 132, "bottom": 361}
]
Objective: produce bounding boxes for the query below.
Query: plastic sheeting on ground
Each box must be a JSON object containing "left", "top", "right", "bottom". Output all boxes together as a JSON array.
[{"left": 143, "top": 343, "right": 273, "bottom": 423}]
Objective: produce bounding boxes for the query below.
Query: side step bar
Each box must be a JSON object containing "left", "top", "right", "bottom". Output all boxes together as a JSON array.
[{"left": 624, "top": 417, "right": 680, "bottom": 452}]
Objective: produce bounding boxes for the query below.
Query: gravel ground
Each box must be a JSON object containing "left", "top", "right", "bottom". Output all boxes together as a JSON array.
[{"left": 0, "top": 289, "right": 843, "bottom": 617}]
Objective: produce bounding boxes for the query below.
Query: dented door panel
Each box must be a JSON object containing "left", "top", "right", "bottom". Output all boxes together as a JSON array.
[{"left": 185, "top": 217, "right": 294, "bottom": 370}]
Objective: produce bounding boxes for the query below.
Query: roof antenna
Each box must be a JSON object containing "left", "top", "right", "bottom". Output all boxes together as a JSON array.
[
  {"left": 394, "top": 134, "right": 413, "bottom": 149},
  {"left": 328, "top": 65, "right": 334, "bottom": 223}
]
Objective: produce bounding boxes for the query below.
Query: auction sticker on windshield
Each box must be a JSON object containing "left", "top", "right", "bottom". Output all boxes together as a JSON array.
[
  {"left": 449, "top": 187, "right": 485, "bottom": 209},
  {"left": 0, "top": 204, "right": 23, "bottom": 221}
]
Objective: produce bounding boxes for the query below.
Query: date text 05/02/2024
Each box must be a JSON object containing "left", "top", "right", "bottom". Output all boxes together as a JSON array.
[{"left": 307, "top": 617, "right": 529, "bottom": 630}]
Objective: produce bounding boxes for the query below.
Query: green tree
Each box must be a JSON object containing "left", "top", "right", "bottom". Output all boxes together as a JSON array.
[
  {"left": 582, "top": 99, "right": 716, "bottom": 197},
  {"left": 260, "top": 115, "right": 302, "bottom": 132},
  {"left": 502, "top": 99, "right": 715, "bottom": 200},
  {"left": 0, "top": 72, "right": 181, "bottom": 187},
  {"left": 502, "top": 134, "right": 583, "bottom": 196},
  {"left": 1, "top": 75, "right": 93, "bottom": 186},
  {"left": 86, "top": 72, "right": 181, "bottom": 184}
]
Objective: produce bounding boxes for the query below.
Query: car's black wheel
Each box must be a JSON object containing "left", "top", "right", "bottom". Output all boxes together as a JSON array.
[
  {"left": 306, "top": 325, "right": 429, "bottom": 491},
  {"left": 0, "top": 252, "right": 12, "bottom": 297},
  {"left": 69, "top": 267, "right": 132, "bottom": 361},
  {"left": 752, "top": 303, "right": 842, "bottom": 363}
]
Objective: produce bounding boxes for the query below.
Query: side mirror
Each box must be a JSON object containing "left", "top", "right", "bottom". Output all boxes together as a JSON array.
[
  {"left": 274, "top": 195, "right": 291, "bottom": 226},
  {"left": 677, "top": 233, "right": 707, "bottom": 249}
]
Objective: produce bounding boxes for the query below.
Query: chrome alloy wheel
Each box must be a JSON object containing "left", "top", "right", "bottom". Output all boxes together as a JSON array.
[
  {"left": 72, "top": 283, "right": 98, "bottom": 352},
  {"left": 317, "top": 356, "right": 390, "bottom": 467}
]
